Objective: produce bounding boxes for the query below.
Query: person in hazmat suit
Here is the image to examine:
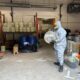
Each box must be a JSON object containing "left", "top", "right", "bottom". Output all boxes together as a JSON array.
[{"left": 51, "top": 20, "right": 67, "bottom": 72}]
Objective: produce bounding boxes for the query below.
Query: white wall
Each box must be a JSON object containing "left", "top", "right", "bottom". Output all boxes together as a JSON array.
[{"left": 0, "top": 4, "right": 80, "bottom": 32}]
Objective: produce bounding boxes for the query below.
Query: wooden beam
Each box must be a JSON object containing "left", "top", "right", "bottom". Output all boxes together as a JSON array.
[{"left": 10, "top": 0, "right": 13, "bottom": 22}]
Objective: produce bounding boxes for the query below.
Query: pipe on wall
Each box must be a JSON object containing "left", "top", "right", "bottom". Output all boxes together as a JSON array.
[
  {"left": 0, "top": 2, "right": 57, "bottom": 9},
  {"left": 0, "top": 2, "right": 31, "bottom": 8},
  {"left": 10, "top": 0, "right": 13, "bottom": 22}
]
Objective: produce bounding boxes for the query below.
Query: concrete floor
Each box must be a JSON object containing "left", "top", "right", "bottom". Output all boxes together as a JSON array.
[{"left": 0, "top": 45, "right": 80, "bottom": 80}]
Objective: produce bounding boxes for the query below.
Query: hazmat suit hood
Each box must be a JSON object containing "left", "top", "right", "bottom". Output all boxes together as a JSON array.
[
  {"left": 53, "top": 20, "right": 62, "bottom": 30},
  {"left": 55, "top": 20, "right": 62, "bottom": 29},
  {"left": 54, "top": 20, "right": 62, "bottom": 30}
]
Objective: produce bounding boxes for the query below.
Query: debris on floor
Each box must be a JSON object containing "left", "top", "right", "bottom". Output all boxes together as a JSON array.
[
  {"left": 0, "top": 52, "right": 4, "bottom": 59},
  {"left": 64, "top": 70, "right": 74, "bottom": 80}
]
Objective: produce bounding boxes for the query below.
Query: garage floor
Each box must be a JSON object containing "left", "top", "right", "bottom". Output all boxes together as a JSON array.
[{"left": 0, "top": 45, "right": 80, "bottom": 80}]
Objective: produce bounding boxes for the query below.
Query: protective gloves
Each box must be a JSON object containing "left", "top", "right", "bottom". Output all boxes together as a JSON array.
[{"left": 50, "top": 41, "right": 54, "bottom": 44}]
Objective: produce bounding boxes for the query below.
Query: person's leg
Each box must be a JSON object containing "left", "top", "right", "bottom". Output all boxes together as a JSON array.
[
  {"left": 54, "top": 50, "right": 60, "bottom": 66},
  {"left": 58, "top": 51, "right": 64, "bottom": 72},
  {"left": 58, "top": 51, "right": 64, "bottom": 66}
]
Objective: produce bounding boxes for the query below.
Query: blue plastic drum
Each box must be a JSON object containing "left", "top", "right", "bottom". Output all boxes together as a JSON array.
[
  {"left": 19, "top": 36, "right": 29, "bottom": 48},
  {"left": 18, "top": 35, "right": 38, "bottom": 52},
  {"left": 28, "top": 35, "right": 38, "bottom": 52},
  {"left": 28, "top": 35, "right": 38, "bottom": 45}
]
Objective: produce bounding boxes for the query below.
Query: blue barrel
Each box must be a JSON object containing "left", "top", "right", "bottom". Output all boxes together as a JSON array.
[
  {"left": 28, "top": 35, "right": 38, "bottom": 45},
  {"left": 18, "top": 35, "right": 38, "bottom": 52},
  {"left": 19, "top": 36, "right": 29, "bottom": 48}
]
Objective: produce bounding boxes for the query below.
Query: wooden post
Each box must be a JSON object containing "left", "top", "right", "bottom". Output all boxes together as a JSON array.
[
  {"left": 59, "top": 4, "right": 63, "bottom": 20},
  {"left": 0, "top": 11, "right": 4, "bottom": 45},
  {"left": 79, "top": 44, "right": 80, "bottom": 65},
  {"left": 2, "top": 14, "right": 5, "bottom": 23},
  {"left": 10, "top": 0, "right": 14, "bottom": 22},
  {"left": 0, "top": 11, "right": 2, "bottom": 32},
  {"left": 35, "top": 13, "right": 39, "bottom": 38}
]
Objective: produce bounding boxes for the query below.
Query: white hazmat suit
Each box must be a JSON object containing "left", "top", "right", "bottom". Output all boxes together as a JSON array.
[{"left": 53, "top": 20, "right": 67, "bottom": 66}]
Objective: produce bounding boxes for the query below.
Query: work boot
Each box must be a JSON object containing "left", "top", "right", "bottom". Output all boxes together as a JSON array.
[
  {"left": 54, "top": 62, "right": 60, "bottom": 66},
  {"left": 58, "top": 65, "right": 63, "bottom": 72}
]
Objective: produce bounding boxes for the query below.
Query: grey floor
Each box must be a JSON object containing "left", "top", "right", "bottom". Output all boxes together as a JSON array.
[{"left": 0, "top": 45, "right": 80, "bottom": 80}]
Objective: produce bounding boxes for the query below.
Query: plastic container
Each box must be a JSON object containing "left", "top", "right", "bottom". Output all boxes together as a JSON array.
[
  {"left": 74, "top": 36, "right": 80, "bottom": 42},
  {"left": 1, "top": 46, "right": 6, "bottom": 52},
  {"left": 14, "top": 22, "right": 19, "bottom": 31},
  {"left": 18, "top": 35, "right": 30, "bottom": 50},
  {"left": 30, "top": 27, "right": 35, "bottom": 32},
  {"left": 28, "top": 35, "right": 38, "bottom": 45},
  {"left": 64, "top": 58, "right": 78, "bottom": 69},
  {"left": 27, "top": 27, "right": 31, "bottom": 32}
]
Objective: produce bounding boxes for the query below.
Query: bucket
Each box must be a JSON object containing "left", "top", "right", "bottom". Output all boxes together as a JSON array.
[
  {"left": 74, "top": 36, "right": 80, "bottom": 42},
  {"left": 23, "top": 27, "right": 26, "bottom": 32},
  {"left": 14, "top": 22, "right": 19, "bottom": 32},
  {"left": 68, "top": 36, "right": 72, "bottom": 40},
  {"left": 1, "top": 46, "right": 6, "bottom": 52},
  {"left": 30, "top": 27, "right": 35, "bottom": 32},
  {"left": 27, "top": 27, "right": 30, "bottom": 32}
]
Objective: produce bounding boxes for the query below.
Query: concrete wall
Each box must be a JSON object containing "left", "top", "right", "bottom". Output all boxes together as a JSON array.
[
  {"left": 0, "top": 4, "right": 80, "bottom": 32},
  {"left": 0, "top": 7, "right": 11, "bottom": 22},
  {"left": 61, "top": 5, "right": 80, "bottom": 33},
  {"left": 13, "top": 7, "right": 59, "bottom": 22}
]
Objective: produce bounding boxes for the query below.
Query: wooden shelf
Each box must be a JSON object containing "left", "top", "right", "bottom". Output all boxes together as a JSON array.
[{"left": 3, "top": 32, "right": 36, "bottom": 33}]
